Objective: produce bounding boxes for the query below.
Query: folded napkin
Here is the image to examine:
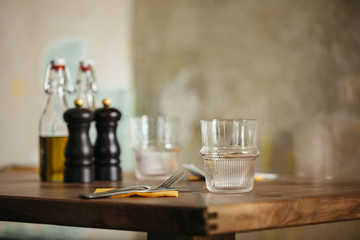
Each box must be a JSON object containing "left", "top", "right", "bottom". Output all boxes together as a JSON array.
[
  {"left": 186, "top": 176, "right": 203, "bottom": 181},
  {"left": 94, "top": 188, "right": 178, "bottom": 198},
  {"left": 254, "top": 176, "right": 264, "bottom": 181}
]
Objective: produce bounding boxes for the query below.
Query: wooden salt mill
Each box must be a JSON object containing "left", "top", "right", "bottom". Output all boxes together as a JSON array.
[
  {"left": 63, "top": 98, "right": 95, "bottom": 183},
  {"left": 94, "top": 98, "right": 122, "bottom": 181}
]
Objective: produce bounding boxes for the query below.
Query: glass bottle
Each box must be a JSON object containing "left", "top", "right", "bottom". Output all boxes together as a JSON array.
[
  {"left": 39, "top": 58, "right": 73, "bottom": 182},
  {"left": 75, "top": 60, "right": 97, "bottom": 111},
  {"left": 76, "top": 60, "right": 97, "bottom": 143}
]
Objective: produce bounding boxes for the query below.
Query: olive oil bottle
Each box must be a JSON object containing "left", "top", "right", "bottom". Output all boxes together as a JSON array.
[
  {"left": 39, "top": 58, "right": 73, "bottom": 182},
  {"left": 39, "top": 136, "right": 68, "bottom": 182}
]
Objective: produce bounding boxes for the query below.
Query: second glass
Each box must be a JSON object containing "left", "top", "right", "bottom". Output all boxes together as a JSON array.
[
  {"left": 200, "top": 119, "right": 260, "bottom": 193},
  {"left": 130, "top": 116, "right": 180, "bottom": 180}
]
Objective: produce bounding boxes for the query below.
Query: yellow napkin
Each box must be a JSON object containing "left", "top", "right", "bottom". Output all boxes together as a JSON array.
[
  {"left": 254, "top": 176, "right": 264, "bottom": 181},
  {"left": 94, "top": 188, "right": 178, "bottom": 198},
  {"left": 186, "top": 176, "right": 203, "bottom": 181}
]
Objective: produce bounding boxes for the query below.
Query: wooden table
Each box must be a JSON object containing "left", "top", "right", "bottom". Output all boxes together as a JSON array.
[{"left": 0, "top": 172, "right": 359, "bottom": 240}]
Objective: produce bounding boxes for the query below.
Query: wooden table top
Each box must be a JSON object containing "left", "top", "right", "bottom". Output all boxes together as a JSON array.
[{"left": 0, "top": 172, "right": 359, "bottom": 236}]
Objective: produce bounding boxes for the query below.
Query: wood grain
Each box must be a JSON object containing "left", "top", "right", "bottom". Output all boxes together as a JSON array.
[
  {"left": 0, "top": 173, "right": 359, "bottom": 237},
  {"left": 207, "top": 193, "right": 360, "bottom": 234},
  {"left": 148, "top": 232, "right": 235, "bottom": 240}
]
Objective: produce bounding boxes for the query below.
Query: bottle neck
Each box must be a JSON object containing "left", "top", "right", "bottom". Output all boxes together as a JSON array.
[
  {"left": 44, "top": 67, "right": 74, "bottom": 94},
  {"left": 44, "top": 68, "right": 70, "bottom": 112},
  {"left": 40, "top": 63, "right": 73, "bottom": 137},
  {"left": 76, "top": 70, "right": 96, "bottom": 110},
  {"left": 45, "top": 91, "right": 69, "bottom": 109},
  {"left": 46, "top": 70, "right": 69, "bottom": 108},
  {"left": 39, "top": 87, "right": 69, "bottom": 137}
]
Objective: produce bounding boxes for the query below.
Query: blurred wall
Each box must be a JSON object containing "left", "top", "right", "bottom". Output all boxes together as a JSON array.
[
  {"left": 0, "top": 0, "right": 134, "bottom": 171},
  {"left": 133, "top": 0, "right": 360, "bottom": 179},
  {"left": 132, "top": 0, "right": 360, "bottom": 239}
]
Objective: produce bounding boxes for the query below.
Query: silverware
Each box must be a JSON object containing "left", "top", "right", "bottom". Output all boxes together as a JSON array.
[
  {"left": 82, "top": 184, "right": 152, "bottom": 197},
  {"left": 183, "top": 164, "right": 205, "bottom": 180},
  {"left": 79, "top": 169, "right": 187, "bottom": 199}
]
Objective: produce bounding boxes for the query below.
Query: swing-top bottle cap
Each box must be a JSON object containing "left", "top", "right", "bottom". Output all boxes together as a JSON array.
[
  {"left": 44, "top": 58, "right": 73, "bottom": 94},
  {"left": 51, "top": 58, "right": 66, "bottom": 67},
  {"left": 80, "top": 60, "right": 94, "bottom": 71},
  {"left": 80, "top": 60, "right": 94, "bottom": 67}
]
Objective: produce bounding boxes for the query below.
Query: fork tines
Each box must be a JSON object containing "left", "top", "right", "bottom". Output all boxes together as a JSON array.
[{"left": 157, "top": 169, "right": 187, "bottom": 189}]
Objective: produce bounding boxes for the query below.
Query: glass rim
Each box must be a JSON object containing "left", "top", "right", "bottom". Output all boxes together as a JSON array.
[
  {"left": 200, "top": 118, "right": 258, "bottom": 123},
  {"left": 131, "top": 115, "right": 179, "bottom": 121}
]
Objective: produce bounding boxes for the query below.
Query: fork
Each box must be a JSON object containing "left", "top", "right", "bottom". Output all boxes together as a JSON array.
[
  {"left": 79, "top": 169, "right": 187, "bottom": 199},
  {"left": 183, "top": 164, "right": 205, "bottom": 180}
]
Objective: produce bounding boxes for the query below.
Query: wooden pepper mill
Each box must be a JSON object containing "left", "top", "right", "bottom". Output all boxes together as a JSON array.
[
  {"left": 94, "top": 98, "right": 122, "bottom": 181},
  {"left": 63, "top": 98, "right": 95, "bottom": 183}
]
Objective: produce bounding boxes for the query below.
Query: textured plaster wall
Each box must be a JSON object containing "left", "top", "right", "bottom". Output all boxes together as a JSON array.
[
  {"left": 133, "top": 1, "right": 360, "bottom": 239},
  {"left": 133, "top": 0, "right": 360, "bottom": 180},
  {"left": 0, "top": 0, "right": 134, "bottom": 171}
]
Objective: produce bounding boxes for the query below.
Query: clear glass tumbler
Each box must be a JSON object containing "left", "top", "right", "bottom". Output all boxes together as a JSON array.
[
  {"left": 200, "top": 119, "right": 259, "bottom": 193},
  {"left": 130, "top": 116, "right": 180, "bottom": 180}
]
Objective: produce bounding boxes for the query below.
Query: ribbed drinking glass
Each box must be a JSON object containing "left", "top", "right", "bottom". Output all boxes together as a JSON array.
[{"left": 200, "top": 119, "right": 259, "bottom": 193}]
